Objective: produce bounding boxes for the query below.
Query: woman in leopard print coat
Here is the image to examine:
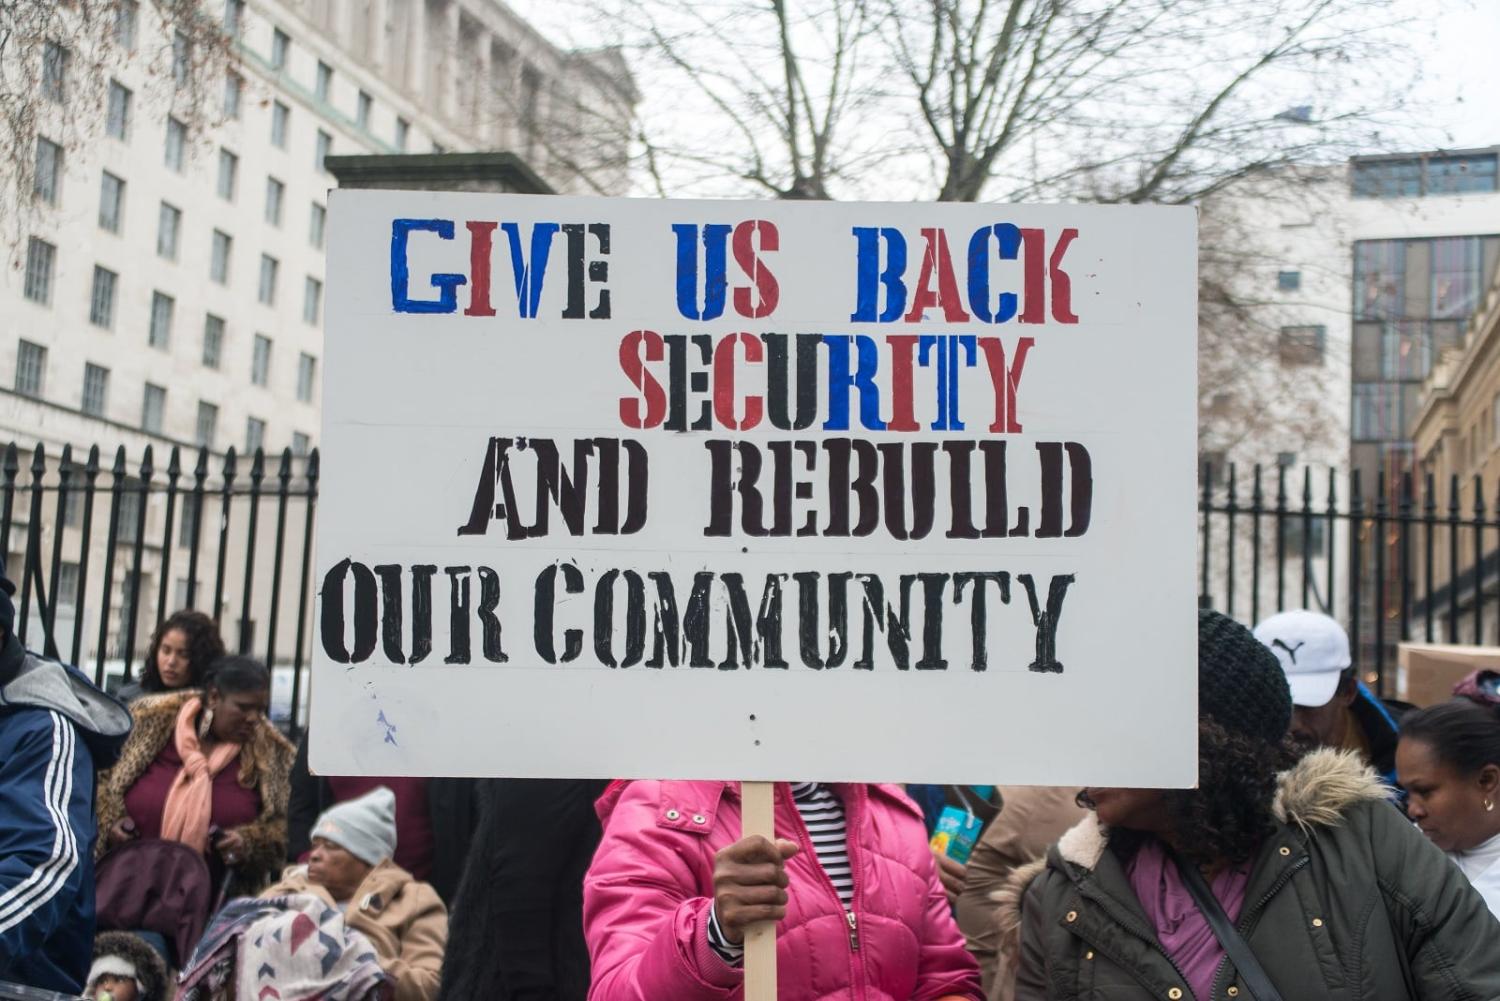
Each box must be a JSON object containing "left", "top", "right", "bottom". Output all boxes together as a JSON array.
[{"left": 96, "top": 658, "right": 294, "bottom": 892}]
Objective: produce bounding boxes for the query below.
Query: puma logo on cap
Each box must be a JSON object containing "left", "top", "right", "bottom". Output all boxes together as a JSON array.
[{"left": 1271, "top": 638, "right": 1305, "bottom": 664}]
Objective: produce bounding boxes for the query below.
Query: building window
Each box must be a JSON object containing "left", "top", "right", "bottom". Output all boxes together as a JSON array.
[
  {"left": 217, "top": 149, "right": 238, "bottom": 200},
  {"left": 57, "top": 563, "right": 80, "bottom": 610},
  {"left": 1277, "top": 270, "right": 1301, "bottom": 292},
  {"left": 223, "top": 0, "right": 244, "bottom": 36},
  {"left": 1427, "top": 154, "right": 1499, "bottom": 195},
  {"left": 203, "top": 314, "right": 225, "bottom": 368},
  {"left": 99, "top": 171, "right": 125, "bottom": 232},
  {"left": 223, "top": 71, "right": 243, "bottom": 119},
  {"left": 357, "top": 90, "right": 372, "bottom": 129},
  {"left": 1354, "top": 241, "right": 1406, "bottom": 321},
  {"left": 395, "top": 116, "right": 409, "bottom": 151},
  {"left": 1431, "top": 237, "right": 1483, "bottom": 320},
  {"left": 1198, "top": 450, "right": 1226, "bottom": 488},
  {"left": 315, "top": 130, "right": 332, "bottom": 172},
  {"left": 271, "top": 28, "right": 290, "bottom": 70},
  {"left": 178, "top": 497, "right": 197, "bottom": 545},
  {"left": 297, "top": 352, "right": 317, "bottom": 402},
  {"left": 116, "top": 490, "right": 143, "bottom": 544},
  {"left": 246, "top": 417, "right": 266, "bottom": 453},
  {"left": 210, "top": 230, "right": 232, "bottom": 284},
  {"left": 23, "top": 238, "right": 55, "bottom": 305},
  {"left": 1278, "top": 325, "right": 1326, "bottom": 366},
  {"left": 1283, "top": 515, "right": 1328, "bottom": 555},
  {"left": 15, "top": 341, "right": 46, "bottom": 397},
  {"left": 258, "top": 255, "right": 279, "bottom": 306},
  {"left": 106, "top": 81, "right": 132, "bottom": 139},
  {"left": 292, "top": 432, "right": 310, "bottom": 455},
  {"left": 149, "top": 291, "right": 174, "bottom": 348},
  {"left": 1351, "top": 382, "right": 1417, "bottom": 442},
  {"left": 1352, "top": 159, "right": 1422, "bottom": 199},
  {"left": 164, "top": 117, "right": 186, "bottom": 172},
  {"left": 171, "top": 31, "right": 190, "bottom": 88},
  {"left": 141, "top": 383, "right": 166, "bottom": 433},
  {"left": 82, "top": 363, "right": 109, "bottom": 417},
  {"left": 1353, "top": 153, "right": 1500, "bottom": 199},
  {"left": 34, "top": 138, "right": 62, "bottom": 205},
  {"left": 156, "top": 201, "right": 181, "bottom": 260},
  {"left": 316, "top": 61, "right": 333, "bottom": 101},
  {"left": 309, "top": 202, "right": 326, "bottom": 249},
  {"left": 264, "top": 176, "right": 284, "bottom": 226},
  {"left": 114, "top": 2, "right": 138, "bottom": 49},
  {"left": 303, "top": 277, "right": 322, "bottom": 325},
  {"left": 251, "top": 334, "right": 272, "bottom": 386},
  {"left": 271, "top": 101, "right": 289, "bottom": 148},
  {"left": 42, "top": 42, "right": 68, "bottom": 103},
  {"left": 90, "top": 266, "right": 118, "bottom": 328},
  {"left": 196, "top": 401, "right": 219, "bottom": 448}
]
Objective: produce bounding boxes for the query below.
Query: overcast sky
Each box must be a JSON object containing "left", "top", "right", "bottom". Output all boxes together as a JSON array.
[
  {"left": 513, "top": 0, "right": 1500, "bottom": 187},
  {"left": 1409, "top": 0, "right": 1500, "bottom": 149}
]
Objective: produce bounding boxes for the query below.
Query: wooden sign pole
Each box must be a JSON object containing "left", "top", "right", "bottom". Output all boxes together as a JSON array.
[{"left": 742, "top": 781, "right": 778, "bottom": 1001}]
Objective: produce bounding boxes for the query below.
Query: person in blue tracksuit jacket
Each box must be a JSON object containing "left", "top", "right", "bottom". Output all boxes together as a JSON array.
[{"left": 0, "top": 562, "right": 131, "bottom": 993}]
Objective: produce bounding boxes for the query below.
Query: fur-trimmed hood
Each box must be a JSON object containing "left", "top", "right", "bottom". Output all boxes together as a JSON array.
[
  {"left": 996, "top": 748, "right": 1389, "bottom": 953},
  {"left": 90, "top": 930, "right": 170, "bottom": 1001}
]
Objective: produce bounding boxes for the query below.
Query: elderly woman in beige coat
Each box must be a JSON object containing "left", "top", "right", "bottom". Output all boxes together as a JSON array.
[{"left": 261, "top": 787, "right": 448, "bottom": 1001}]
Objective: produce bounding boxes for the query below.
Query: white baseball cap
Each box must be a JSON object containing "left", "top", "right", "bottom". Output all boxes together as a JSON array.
[{"left": 1252, "top": 610, "right": 1352, "bottom": 708}]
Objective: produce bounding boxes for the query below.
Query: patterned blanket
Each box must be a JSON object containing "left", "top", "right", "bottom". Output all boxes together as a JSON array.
[{"left": 176, "top": 893, "right": 392, "bottom": 1000}]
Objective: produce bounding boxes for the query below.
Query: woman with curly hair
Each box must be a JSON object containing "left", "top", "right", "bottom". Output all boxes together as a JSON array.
[
  {"left": 118, "top": 609, "right": 226, "bottom": 704},
  {"left": 999, "top": 610, "right": 1500, "bottom": 1001}
]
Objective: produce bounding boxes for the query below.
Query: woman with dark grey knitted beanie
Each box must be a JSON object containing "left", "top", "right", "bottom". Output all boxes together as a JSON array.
[{"left": 1000, "top": 609, "right": 1500, "bottom": 1001}]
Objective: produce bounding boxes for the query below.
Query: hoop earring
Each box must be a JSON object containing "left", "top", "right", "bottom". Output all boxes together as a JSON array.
[
  {"left": 198, "top": 707, "right": 214, "bottom": 741},
  {"left": 1486, "top": 798, "right": 1494, "bottom": 813}
]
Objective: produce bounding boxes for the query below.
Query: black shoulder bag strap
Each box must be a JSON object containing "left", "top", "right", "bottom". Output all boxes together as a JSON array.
[{"left": 1169, "top": 852, "right": 1285, "bottom": 1001}]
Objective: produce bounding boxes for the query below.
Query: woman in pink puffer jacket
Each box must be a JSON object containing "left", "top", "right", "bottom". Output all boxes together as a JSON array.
[{"left": 583, "top": 779, "right": 983, "bottom": 1001}]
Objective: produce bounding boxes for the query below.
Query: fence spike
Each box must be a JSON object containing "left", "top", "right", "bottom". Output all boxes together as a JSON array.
[
  {"left": 1448, "top": 474, "right": 1460, "bottom": 643},
  {"left": 167, "top": 445, "right": 182, "bottom": 479},
  {"left": 277, "top": 448, "right": 293, "bottom": 486},
  {"left": 1398, "top": 472, "right": 1413, "bottom": 647},
  {"left": 1474, "top": 475, "right": 1487, "bottom": 643},
  {"left": 1422, "top": 472, "right": 1436, "bottom": 643},
  {"left": 1250, "top": 464, "right": 1263, "bottom": 625}
]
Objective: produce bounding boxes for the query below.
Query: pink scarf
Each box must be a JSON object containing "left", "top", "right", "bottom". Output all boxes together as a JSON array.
[{"left": 159, "top": 697, "right": 242, "bottom": 853}]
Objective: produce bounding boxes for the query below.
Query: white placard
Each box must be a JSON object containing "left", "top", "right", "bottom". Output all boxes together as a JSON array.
[{"left": 312, "top": 191, "right": 1198, "bottom": 786}]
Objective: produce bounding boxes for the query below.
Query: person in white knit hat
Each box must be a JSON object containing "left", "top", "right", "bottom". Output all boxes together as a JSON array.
[{"left": 261, "top": 786, "right": 448, "bottom": 1001}]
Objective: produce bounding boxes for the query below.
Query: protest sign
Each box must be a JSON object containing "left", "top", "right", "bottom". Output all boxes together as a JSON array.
[{"left": 312, "top": 192, "right": 1198, "bottom": 787}]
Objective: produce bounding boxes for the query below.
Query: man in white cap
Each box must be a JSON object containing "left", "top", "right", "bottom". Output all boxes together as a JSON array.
[{"left": 1253, "top": 609, "right": 1405, "bottom": 783}]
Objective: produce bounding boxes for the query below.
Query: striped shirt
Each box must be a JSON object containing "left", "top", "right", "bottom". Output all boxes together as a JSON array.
[
  {"left": 790, "top": 782, "right": 853, "bottom": 905},
  {"left": 707, "top": 782, "right": 853, "bottom": 964}
]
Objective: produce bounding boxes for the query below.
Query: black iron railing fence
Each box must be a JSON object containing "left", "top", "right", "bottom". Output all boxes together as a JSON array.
[
  {"left": 8, "top": 443, "right": 1491, "bottom": 718},
  {"left": 1199, "top": 461, "right": 1498, "bottom": 697},
  {"left": 0, "top": 440, "right": 319, "bottom": 732}
]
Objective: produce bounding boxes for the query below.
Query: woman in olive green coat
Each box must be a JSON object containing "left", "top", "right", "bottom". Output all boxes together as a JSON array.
[{"left": 1000, "top": 611, "right": 1500, "bottom": 1001}]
